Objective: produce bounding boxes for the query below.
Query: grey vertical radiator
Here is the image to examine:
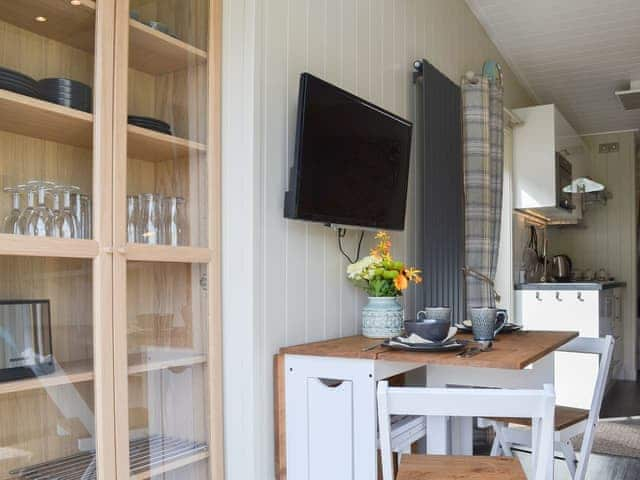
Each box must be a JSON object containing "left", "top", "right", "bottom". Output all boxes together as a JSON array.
[{"left": 413, "top": 59, "right": 465, "bottom": 326}]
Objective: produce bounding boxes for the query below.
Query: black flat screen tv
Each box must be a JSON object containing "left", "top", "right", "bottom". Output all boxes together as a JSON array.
[{"left": 284, "top": 73, "right": 413, "bottom": 230}]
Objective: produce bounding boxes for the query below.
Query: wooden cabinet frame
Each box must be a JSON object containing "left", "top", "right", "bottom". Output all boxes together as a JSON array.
[
  {"left": 0, "top": 0, "right": 222, "bottom": 478},
  {"left": 112, "top": 1, "right": 223, "bottom": 479}
]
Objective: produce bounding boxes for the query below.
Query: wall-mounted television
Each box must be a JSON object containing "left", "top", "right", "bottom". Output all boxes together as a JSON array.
[{"left": 284, "top": 73, "right": 413, "bottom": 230}]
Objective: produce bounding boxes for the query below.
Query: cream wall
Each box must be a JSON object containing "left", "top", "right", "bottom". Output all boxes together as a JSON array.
[
  {"left": 547, "top": 132, "right": 637, "bottom": 380},
  {"left": 222, "top": 1, "right": 534, "bottom": 478}
]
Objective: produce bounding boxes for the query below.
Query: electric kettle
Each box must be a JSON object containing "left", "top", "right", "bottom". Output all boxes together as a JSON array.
[{"left": 552, "top": 255, "right": 572, "bottom": 282}]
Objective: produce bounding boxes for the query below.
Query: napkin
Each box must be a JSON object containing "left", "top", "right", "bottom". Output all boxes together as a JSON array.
[{"left": 390, "top": 327, "right": 458, "bottom": 346}]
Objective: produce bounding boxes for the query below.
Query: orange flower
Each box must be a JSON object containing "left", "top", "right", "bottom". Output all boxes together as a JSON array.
[
  {"left": 394, "top": 274, "right": 409, "bottom": 291},
  {"left": 404, "top": 267, "right": 423, "bottom": 284}
]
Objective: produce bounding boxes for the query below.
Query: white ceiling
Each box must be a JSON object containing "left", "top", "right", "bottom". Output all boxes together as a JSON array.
[{"left": 467, "top": 0, "right": 640, "bottom": 134}]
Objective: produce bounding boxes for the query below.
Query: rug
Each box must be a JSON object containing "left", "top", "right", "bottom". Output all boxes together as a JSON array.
[{"left": 571, "top": 419, "right": 640, "bottom": 459}]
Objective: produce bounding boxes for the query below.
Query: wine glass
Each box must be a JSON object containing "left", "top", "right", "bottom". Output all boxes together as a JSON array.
[
  {"left": 3, "top": 187, "right": 21, "bottom": 234},
  {"left": 26, "top": 181, "right": 55, "bottom": 237},
  {"left": 17, "top": 184, "right": 36, "bottom": 235},
  {"left": 48, "top": 185, "right": 79, "bottom": 238}
]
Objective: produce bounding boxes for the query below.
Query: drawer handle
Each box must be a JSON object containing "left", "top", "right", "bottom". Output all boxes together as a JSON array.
[
  {"left": 555, "top": 292, "right": 563, "bottom": 301},
  {"left": 536, "top": 292, "right": 542, "bottom": 301},
  {"left": 317, "top": 378, "right": 345, "bottom": 388},
  {"left": 577, "top": 292, "right": 584, "bottom": 302}
]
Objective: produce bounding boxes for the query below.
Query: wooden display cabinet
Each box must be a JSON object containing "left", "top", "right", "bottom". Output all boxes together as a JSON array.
[{"left": 0, "top": 0, "right": 222, "bottom": 479}]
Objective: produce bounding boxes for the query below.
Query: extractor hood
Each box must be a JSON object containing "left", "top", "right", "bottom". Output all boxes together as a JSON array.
[{"left": 615, "top": 80, "right": 640, "bottom": 110}]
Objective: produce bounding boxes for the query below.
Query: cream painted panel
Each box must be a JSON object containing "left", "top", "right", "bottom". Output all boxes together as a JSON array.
[{"left": 222, "top": 0, "right": 535, "bottom": 478}]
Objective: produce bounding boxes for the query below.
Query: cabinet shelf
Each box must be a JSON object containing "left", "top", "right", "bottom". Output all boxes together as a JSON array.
[
  {"left": 0, "top": 235, "right": 99, "bottom": 258},
  {"left": 0, "top": 89, "right": 204, "bottom": 161},
  {"left": 0, "top": 0, "right": 207, "bottom": 76},
  {"left": 0, "top": 353, "right": 206, "bottom": 396},
  {"left": 127, "top": 125, "right": 207, "bottom": 162},
  {"left": 125, "top": 244, "right": 212, "bottom": 263},
  {"left": 0, "top": 0, "right": 96, "bottom": 53},
  {"left": 129, "top": 20, "right": 208, "bottom": 75},
  {"left": 0, "top": 89, "right": 93, "bottom": 149},
  {"left": 130, "top": 451, "right": 209, "bottom": 480}
]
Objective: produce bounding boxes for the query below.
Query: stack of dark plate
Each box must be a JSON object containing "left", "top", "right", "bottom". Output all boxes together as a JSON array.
[
  {"left": 37, "top": 78, "right": 92, "bottom": 113},
  {"left": 128, "top": 115, "right": 173, "bottom": 135},
  {"left": 0, "top": 67, "right": 39, "bottom": 98}
]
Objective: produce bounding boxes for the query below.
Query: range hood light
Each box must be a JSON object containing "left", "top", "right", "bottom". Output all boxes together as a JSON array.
[{"left": 562, "top": 177, "right": 606, "bottom": 194}]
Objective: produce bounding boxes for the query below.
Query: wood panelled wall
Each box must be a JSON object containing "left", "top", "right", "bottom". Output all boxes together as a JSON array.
[
  {"left": 548, "top": 131, "right": 637, "bottom": 380},
  {"left": 222, "top": 1, "right": 535, "bottom": 478}
]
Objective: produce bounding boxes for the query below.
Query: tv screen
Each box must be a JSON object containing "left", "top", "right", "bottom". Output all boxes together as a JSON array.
[{"left": 284, "top": 73, "right": 413, "bottom": 230}]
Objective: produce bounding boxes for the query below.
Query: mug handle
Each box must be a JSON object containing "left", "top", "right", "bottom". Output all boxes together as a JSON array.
[
  {"left": 417, "top": 311, "right": 427, "bottom": 321},
  {"left": 494, "top": 313, "right": 506, "bottom": 336}
]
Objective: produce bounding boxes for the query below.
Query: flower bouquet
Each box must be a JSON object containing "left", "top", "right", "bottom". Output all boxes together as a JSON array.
[{"left": 347, "top": 232, "right": 422, "bottom": 338}]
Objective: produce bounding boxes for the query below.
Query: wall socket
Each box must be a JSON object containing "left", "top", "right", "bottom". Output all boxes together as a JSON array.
[{"left": 598, "top": 142, "right": 619, "bottom": 153}]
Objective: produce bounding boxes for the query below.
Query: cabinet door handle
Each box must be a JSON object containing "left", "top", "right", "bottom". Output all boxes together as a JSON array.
[
  {"left": 555, "top": 292, "right": 563, "bottom": 301},
  {"left": 536, "top": 292, "right": 542, "bottom": 301},
  {"left": 577, "top": 292, "right": 584, "bottom": 302}
]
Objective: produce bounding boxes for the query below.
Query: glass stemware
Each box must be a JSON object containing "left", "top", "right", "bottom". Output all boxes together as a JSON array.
[
  {"left": 2, "top": 187, "right": 21, "bottom": 234},
  {"left": 16, "top": 185, "right": 36, "bottom": 235},
  {"left": 26, "top": 181, "right": 55, "bottom": 237},
  {"left": 49, "top": 186, "right": 80, "bottom": 238}
]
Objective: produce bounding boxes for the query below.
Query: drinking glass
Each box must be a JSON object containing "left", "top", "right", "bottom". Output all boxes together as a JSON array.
[
  {"left": 162, "top": 196, "right": 186, "bottom": 246},
  {"left": 3, "top": 187, "right": 21, "bottom": 234},
  {"left": 72, "top": 193, "right": 92, "bottom": 239},
  {"left": 81, "top": 194, "right": 92, "bottom": 239},
  {"left": 26, "top": 181, "right": 55, "bottom": 237},
  {"left": 48, "top": 186, "right": 80, "bottom": 238},
  {"left": 127, "top": 195, "right": 140, "bottom": 243},
  {"left": 16, "top": 184, "right": 36, "bottom": 235},
  {"left": 139, "top": 193, "right": 161, "bottom": 245}
]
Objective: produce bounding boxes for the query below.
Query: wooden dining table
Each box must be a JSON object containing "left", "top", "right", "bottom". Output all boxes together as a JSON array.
[{"left": 275, "top": 330, "right": 578, "bottom": 480}]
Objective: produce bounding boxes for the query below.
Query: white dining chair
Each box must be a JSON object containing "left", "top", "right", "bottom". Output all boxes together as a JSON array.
[
  {"left": 377, "top": 381, "right": 555, "bottom": 480},
  {"left": 484, "top": 335, "right": 614, "bottom": 480}
]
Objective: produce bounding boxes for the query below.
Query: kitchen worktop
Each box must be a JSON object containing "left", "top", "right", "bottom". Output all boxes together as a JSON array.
[{"left": 515, "top": 281, "right": 626, "bottom": 291}]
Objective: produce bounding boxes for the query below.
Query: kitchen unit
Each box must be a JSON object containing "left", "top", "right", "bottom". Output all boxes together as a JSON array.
[
  {"left": 512, "top": 104, "right": 588, "bottom": 222},
  {"left": 515, "top": 282, "right": 625, "bottom": 409},
  {"left": 0, "top": 1, "right": 222, "bottom": 480}
]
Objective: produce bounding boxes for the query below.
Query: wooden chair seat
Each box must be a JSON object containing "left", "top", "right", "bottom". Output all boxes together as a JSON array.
[
  {"left": 491, "top": 405, "right": 589, "bottom": 431},
  {"left": 397, "top": 454, "right": 526, "bottom": 480}
]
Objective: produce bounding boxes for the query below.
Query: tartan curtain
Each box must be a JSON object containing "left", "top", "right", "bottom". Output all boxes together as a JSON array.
[{"left": 462, "top": 76, "right": 504, "bottom": 316}]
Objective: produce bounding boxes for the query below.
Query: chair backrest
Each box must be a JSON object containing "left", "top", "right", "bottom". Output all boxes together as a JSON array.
[
  {"left": 377, "top": 382, "right": 555, "bottom": 480},
  {"left": 558, "top": 335, "right": 615, "bottom": 480}
]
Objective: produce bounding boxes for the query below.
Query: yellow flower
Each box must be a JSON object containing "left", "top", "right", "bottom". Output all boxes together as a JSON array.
[
  {"left": 404, "top": 267, "right": 423, "bottom": 284},
  {"left": 394, "top": 274, "right": 409, "bottom": 291}
]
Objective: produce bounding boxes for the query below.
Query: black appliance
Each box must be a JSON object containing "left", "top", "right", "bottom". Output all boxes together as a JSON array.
[
  {"left": 0, "top": 300, "right": 54, "bottom": 382},
  {"left": 557, "top": 154, "right": 574, "bottom": 210},
  {"left": 284, "top": 73, "right": 413, "bottom": 230}
]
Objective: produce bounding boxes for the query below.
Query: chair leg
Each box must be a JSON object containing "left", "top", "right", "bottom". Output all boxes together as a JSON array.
[
  {"left": 558, "top": 439, "right": 578, "bottom": 478},
  {"left": 492, "top": 422, "right": 514, "bottom": 457},
  {"left": 490, "top": 434, "right": 502, "bottom": 456}
]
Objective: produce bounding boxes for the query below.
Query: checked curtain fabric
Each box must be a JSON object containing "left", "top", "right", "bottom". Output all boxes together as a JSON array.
[{"left": 462, "top": 73, "right": 504, "bottom": 316}]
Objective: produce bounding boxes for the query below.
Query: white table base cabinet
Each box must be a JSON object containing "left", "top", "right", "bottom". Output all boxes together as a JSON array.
[{"left": 284, "top": 353, "right": 554, "bottom": 480}]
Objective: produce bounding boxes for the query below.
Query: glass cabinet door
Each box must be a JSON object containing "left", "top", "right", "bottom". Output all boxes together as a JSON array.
[
  {"left": 113, "top": 0, "right": 221, "bottom": 479},
  {"left": 0, "top": 1, "right": 115, "bottom": 479}
]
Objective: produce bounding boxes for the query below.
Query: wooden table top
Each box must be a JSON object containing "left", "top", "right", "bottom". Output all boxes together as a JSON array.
[{"left": 280, "top": 330, "right": 579, "bottom": 370}]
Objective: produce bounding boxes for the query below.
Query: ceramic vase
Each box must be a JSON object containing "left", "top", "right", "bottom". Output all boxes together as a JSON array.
[{"left": 362, "top": 296, "right": 404, "bottom": 338}]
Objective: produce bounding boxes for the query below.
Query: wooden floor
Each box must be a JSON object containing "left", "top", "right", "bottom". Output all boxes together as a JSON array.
[{"left": 601, "top": 379, "right": 640, "bottom": 418}]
